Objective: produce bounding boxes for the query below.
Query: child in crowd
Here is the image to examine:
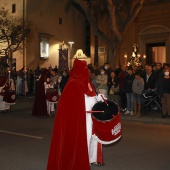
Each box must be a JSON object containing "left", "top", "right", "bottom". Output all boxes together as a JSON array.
[
  {"left": 132, "top": 70, "right": 144, "bottom": 117},
  {"left": 124, "top": 67, "right": 135, "bottom": 115}
]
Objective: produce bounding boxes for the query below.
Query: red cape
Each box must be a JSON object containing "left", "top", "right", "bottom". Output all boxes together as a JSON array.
[
  {"left": 32, "top": 69, "right": 50, "bottom": 117},
  {"left": 47, "top": 59, "right": 95, "bottom": 170}
]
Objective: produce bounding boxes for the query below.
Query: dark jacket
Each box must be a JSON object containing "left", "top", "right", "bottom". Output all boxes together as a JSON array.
[
  {"left": 123, "top": 74, "right": 135, "bottom": 93},
  {"left": 141, "top": 73, "right": 156, "bottom": 90},
  {"left": 156, "top": 77, "right": 170, "bottom": 97},
  {"left": 107, "top": 76, "right": 119, "bottom": 95}
]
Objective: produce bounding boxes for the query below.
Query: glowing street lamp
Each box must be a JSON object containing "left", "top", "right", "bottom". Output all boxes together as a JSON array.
[
  {"left": 143, "top": 54, "right": 146, "bottom": 65},
  {"left": 124, "top": 54, "right": 127, "bottom": 64},
  {"left": 137, "top": 54, "right": 141, "bottom": 58},
  {"left": 68, "top": 42, "right": 74, "bottom": 67}
]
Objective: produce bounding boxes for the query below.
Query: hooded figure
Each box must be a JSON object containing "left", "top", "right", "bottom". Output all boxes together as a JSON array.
[
  {"left": 32, "top": 68, "right": 51, "bottom": 117},
  {"left": 47, "top": 59, "right": 96, "bottom": 170}
]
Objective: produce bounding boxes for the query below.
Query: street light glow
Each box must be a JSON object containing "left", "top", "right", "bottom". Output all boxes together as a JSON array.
[{"left": 68, "top": 42, "right": 74, "bottom": 45}]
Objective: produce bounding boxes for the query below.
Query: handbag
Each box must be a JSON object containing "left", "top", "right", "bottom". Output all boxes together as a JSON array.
[{"left": 111, "top": 85, "right": 119, "bottom": 93}]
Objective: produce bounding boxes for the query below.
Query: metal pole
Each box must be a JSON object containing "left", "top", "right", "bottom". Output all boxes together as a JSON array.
[
  {"left": 68, "top": 42, "right": 74, "bottom": 68},
  {"left": 23, "top": 0, "right": 27, "bottom": 98}
]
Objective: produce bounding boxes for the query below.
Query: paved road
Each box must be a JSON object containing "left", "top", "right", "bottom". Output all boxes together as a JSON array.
[{"left": 0, "top": 96, "right": 170, "bottom": 170}]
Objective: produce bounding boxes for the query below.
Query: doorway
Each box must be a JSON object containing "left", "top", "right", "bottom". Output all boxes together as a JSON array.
[{"left": 146, "top": 42, "right": 166, "bottom": 65}]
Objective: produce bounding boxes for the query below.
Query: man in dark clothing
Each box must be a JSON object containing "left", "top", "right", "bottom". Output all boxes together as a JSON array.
[
  {"left": 104, "top": 62, "right": 113, "bottom": 95},
  {"left": 104, "top": 62, "right": 113, "bottom": 78},
  {"left": 118, "top": 64, "right": 127, "bottom": 111},
  {"left": 60, "top": 70, "right": 69, "bottom": 93},
  {"left": 114, "top": 64, "right": 121, "bottom": 77},
  {"left": 153, "top": 63, "right": 162, "bottom": 81},
  {"left": 141, "top": 65, "right": 156, "bottom": 90}
]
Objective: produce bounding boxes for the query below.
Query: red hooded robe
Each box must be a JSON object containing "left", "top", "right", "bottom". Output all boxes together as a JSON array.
[
  {"left": 32, "top": 69, "right": 50, "bottom": 117},
  {"left": 47, "top": 59, "right": 96, "bottom": 170}
]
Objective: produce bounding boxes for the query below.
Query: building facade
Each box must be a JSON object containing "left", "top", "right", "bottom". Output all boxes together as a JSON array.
[
  {"left": 0, "top": 0, "right": 86, "bottom": 70},
  {"left": 93, "top": 0, "right": 170, "bottom": 66},
  {"left": 1, "top": 0, "right": 170, "bottom": 70}
]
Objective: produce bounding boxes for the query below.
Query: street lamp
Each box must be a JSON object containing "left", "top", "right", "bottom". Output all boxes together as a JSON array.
[
  {"left": 68, "top": 41, "right": 74, "bottom": 67},
  {"left": 143, "top": 54, "right": 146, "bottom": 65},
  {"left": 137, "top": 54, "right": 141, "bottom": 58},
  {"left": 124, "top": 54, "right": 127, "bottom": 65}
]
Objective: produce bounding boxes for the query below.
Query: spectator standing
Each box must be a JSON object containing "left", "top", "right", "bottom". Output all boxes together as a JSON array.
[
  {"left": 141, "top": 65, "right": 156, "bottom": 90},
  {"left": 114, "top": 64, "right": 121, "bottom": 77},
  {"left": 50, "top": 69, "right": 58, "bottom": 90},
  {"left": 60, "top": 70, "right": 69, "bottom": 93},
  {"left": 156, "top": 68, "right": 170, "bottom": 118},
  {"left": 104, "top": 63, "right": 112, "bottom": 78},
  {"left": 132, "top": 71, "right": 144, "bottom": 117},
  {"left": 96, "top": 68, "right": 108, "bottom": 98},
  {"left": 118, "top": 65, "right": 127, "bottom": 111},
  {"left": 107, "top": 71, "right": 120, "bottom": 103},
  {"left": 123, "top": 67, "right": 135, "bottom": 115},
  {"left": 104, "top": 62, "right": 113, "bottom": 95},
  {"left": 89, "top": 69, "right": 98, "bottom": 91},
  {"left": 153, "top": 63, "right": 162, "bottom": 81}
]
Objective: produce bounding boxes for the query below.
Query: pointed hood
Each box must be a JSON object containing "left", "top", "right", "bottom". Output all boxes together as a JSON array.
[{"left": 70, "top": 59, "right": 95, "bottom": 96}]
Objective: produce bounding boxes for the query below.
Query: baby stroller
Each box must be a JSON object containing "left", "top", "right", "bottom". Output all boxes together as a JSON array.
[{"left": 141, "top": 89, "right": 162, "bottom": 114}]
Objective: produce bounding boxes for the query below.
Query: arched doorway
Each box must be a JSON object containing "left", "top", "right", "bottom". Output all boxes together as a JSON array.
[
  {"left": 138, "top": 25, "right": 170, "bottom": 65},
  {"left": 146, "top": 42, "right": 166, "bottom": 65}
]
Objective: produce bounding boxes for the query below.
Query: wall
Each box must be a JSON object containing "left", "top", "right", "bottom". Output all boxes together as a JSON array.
[
  {"left": 120, "top": 0, "right": 170, "bottom": 65},
  {"left": 0, "top": 0, "right": 86, "bottom": 70},
  {"left": 90, "top": 0, "right": 170, "bottom": 66}
]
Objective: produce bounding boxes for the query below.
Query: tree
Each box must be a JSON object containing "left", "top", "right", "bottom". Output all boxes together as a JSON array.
[
  {"left": 0, "top": 7, "right": 31, "bottom": 70},
  {"left": 66, "top": 0, "right": 145, "bottom": 66}
]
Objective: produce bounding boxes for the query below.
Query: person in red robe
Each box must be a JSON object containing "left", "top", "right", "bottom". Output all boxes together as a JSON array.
[
  {"left": 32, "top": 68, "right": 50, "bottom": 117},
  {"left": 47, "top": 59, "right": 96, "bottom": 170}
]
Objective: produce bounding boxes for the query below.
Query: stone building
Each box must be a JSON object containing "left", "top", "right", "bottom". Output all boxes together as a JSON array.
[
  {"left": 0, "top": 0, "right": 170, "bottom": 70},
  {"left": 0, "top": 0, "right": 87, "bottom": 70},
  {"left": 95, "top": 0, "right": 170, "bottom": 66}
]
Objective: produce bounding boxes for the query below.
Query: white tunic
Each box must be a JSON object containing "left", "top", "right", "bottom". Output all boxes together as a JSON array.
[{"left": 85, "top": 94, "right": 98, "bottom": 164}]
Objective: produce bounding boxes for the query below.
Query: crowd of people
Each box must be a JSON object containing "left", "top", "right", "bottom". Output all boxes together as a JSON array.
[
  {"left": 88, "top": 62, "right": 170, "bottom": 118},
  {"left": 0, "top": 61, "right": 170, "bottom": 117}
]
